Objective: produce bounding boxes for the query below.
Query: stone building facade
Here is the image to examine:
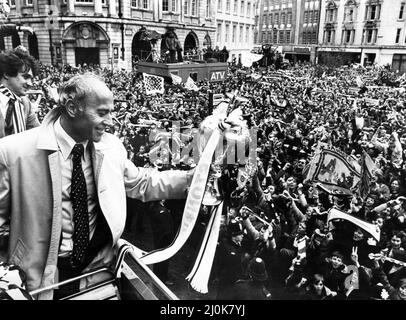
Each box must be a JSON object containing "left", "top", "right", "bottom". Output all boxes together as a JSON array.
[{"left": 4, "top": 0, "right": 216, "bottom": 69}]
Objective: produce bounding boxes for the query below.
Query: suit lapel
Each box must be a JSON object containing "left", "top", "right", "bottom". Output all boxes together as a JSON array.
[{"left": 38, "top": 151, "right": 62, "bottom": 300}]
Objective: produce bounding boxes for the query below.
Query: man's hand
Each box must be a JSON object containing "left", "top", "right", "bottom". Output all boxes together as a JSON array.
[
  {"left": 350, "top": 246, "right": 360, "bottom": 267},
  {"left": 283, "top": 162, "right": 291, "bottom": 171},
  {"left": 239, "top": 206, "right": 250, "bottom": 219}
]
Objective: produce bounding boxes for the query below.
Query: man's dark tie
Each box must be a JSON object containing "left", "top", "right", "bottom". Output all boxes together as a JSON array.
[
  {"left": 70, "top": 143, "right": 89, "bottom": 267},
  {"left": 4, "top": 97, "right": 15, "bottom": 136}
]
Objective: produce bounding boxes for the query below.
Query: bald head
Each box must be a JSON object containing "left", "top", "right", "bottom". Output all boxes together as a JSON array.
[
  {"left": 59, "top": 73, "right": 113, "bottom": 111},
  {"left": 59, "top": 73, "right": 114, "bottom": 143}
]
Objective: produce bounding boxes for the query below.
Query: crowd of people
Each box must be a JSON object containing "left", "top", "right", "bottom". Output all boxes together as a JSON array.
[{"left": 18, "top": 56, "right": 406, "bottom": 300}]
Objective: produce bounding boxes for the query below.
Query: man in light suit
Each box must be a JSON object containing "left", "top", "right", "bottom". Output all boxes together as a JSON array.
[
  {"left": 0, "top": 74, "right": 194, "bottom": 299},
  {"left": 0, "top": 48, "right": 40, "bottom": 138}
]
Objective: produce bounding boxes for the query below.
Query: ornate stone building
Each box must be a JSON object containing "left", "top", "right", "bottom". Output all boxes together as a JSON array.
[
  {"left": 318, "top": 0, "right": 406, "bottom": 71},
  {"left": 4, "top": 0, "right": 216, "bottom": 69},
  {"left": 215, "top": 0, "right": 257, "bottom": 62}
]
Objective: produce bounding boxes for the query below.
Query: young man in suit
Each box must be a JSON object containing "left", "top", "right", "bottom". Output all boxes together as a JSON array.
[{"left": 0, "top": 48, "right": 40, "bottom": 137}]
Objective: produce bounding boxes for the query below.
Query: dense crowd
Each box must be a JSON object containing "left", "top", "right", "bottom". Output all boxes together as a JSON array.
[{"left": 30, "top": 60, "right": 406, "bottom": 300}]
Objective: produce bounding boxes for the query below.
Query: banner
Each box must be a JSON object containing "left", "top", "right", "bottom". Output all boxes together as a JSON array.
[
  {"left": 304, "top": 148, "right": 361, "bottom": 195},
  {"left": 185, "top": 76, "right": 199, "bottom": 91},
  {"left": 170, "top": 73, "right": 182, "bottom": 85},
  {"left": 250, "top": 73, "right": 262, "bottom": 81},
  {"left": 328, "top": 208, "right": 380, "bottom": 241},
  {"left": 240, "top": 52, "right": 263, "bottom": 67},
  {"left": 355, "top": 75, "right": 364, "bottom": 88},
  {"left": 363, "top": 98, "right": 380, "bottom": 106},
  {"left": 358, "top": 151, "right": 377, "bottom": 199},
  {"left": 143, "top": 73, "right": 164, "bottom": 95}
]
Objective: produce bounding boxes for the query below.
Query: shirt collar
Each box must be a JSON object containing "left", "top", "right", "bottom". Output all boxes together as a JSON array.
[
  {"left": 54, "top": 117, "right": 89, "bottom": 161},
  {"left": 0, "top": 84, "right": 21, "bottom": 102}
]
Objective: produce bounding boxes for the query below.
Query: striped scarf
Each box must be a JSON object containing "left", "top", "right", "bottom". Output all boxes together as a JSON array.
[{"left": 0, "top": 84, "right": 26, "bottom": 136}]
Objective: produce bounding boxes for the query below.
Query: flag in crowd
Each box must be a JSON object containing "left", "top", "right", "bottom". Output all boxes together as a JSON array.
[
  {"left": 250, "top": 73, "right": 262, "bottom": 81},
  {"left": 185, "top": 76, "right": 199, "bottom": 91},
  {"left": 143, "top": 73, "right": 164, "bottom": 95},
  {"left": 358, "top": 151, "right": 377, "bottom": 200},
  {"left": 328, "top": 208, "right": 380, "bottom": 241},
  {"left": 355, "top": 75, "right": 365, "bottom": 88},
  {"left": 170, "top": 73, "right": 182, "bottom": 85},
  {"left": 304, "top": 147, "right": 361, "bottom": 196},
  {"left": 240, "top": 52, "right": 263, "bottom": 68}
]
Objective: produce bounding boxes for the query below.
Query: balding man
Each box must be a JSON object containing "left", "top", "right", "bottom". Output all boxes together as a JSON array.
[{"left": 0, "top": 74, "right": 193, "bottom": 299}]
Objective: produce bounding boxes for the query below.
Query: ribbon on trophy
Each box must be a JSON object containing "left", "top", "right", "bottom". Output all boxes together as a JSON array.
[
  {"left": 139, "top": 101, "right": 231, "bottom": 266},
  {"left": 185, "top": 201, "right": 223, "bottom": 293}
]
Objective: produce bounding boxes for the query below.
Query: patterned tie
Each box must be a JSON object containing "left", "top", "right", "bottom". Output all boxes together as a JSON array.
[{"left": 70, "top": 143, "right": 89, "bottom": 267}]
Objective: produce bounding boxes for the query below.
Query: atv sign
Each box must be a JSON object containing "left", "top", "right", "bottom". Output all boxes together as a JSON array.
[{"left": 210, "top": 71, "right": 226, "bottom": 81}]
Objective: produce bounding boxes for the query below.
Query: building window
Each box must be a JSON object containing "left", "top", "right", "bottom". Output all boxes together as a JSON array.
[
  {"left": 246, "top": 26, "right": 249, "bottom": 42},
  {"left": 302, "top": 32, "right": 307, "bottom": 44},
  {"left": 206, "top": 0, "right": 211, "bottom": 17},
  {"left": 172, "top": 0, "right": 178, "bottom": 12},
  {"left": 232, "top": 25, "right": 237, "bottom": 42},
  {"left": 281, "top": 12, "right": 286, "bottom": 24},
  {"left": 217, "top": 23, "right": 222, "bottom": 43},
  {"left": 274, "top": 13, "right": 279, "bottom": 24},
  {"left": 279, "top": 30, "right": 284, "bottom": 43},
  {"left": 312, "top": 31, "right": 317, "bottom": 44},
  {"left": 314, "top": 11, "right": 318, "bottom": 23},
  {"left": 273, "top": 30, "right": 278, "bottom": 43},
  {"left": 342, "top": 29, "right": 354, "bottom": 44},
  {"left": 326, "top": 8, "right": 336, "bottom": 22},
  {"left": 184, "top": 0, "right": 189, "bottom": 15},
  {"left": 287, "top": 12, "right": 292, "bottom": 24},
  {"left": 392, "top": 54, "right": 406, "bottom": 74},
  {"left": 240, "top": 0, "right": 244, "bottom": 15},
  {"left": 247, "top": 2, "right": 251, "bottom": 16},
  {"left": 26, "top": 0, "right": 33, "bottom": 5},
  {"left": 191, "top": 0, "right": 197, "bottom": 15},
  {"left": 346, "top": 8, "right": 354, "bottom": 22},
  {"left": 396, "top": 28, "right": 402, "bottom": 44},
  {"left": 76, "top": 0, "right": 93, "bottom": 2},
  {"left": 163, "top": 0, "right": 169, "bottom": 11},
  {"left": 9, "top": 0, "right": 16, "bottom": 6},
  {"left": 365, "top": 4, "right": 380, "bottom": 20},
  {"left": 269, "top": 13, "right": 273, "bottom": 24},
  {"left": 262, "top": 31, "right": 266, "bottom": 42},
  {"left": 217, "top": 0, "right": 222, "bottom": 11},
  {"left": 286, "top": 30, "right": 291, "bottom": 43},
  {"left": 131, "top": 0, "right": 138, "bottom": 7},
  {"left": 324, "top": 29, "right": 335, "bottom": 44},
  {"left": 304, "top": 11, "right": 308, "bottom": 23},
  {"left": 225, "top": 24, "right": 230, "bottom": 42},
  {"left": 233, "top": 0, "right": 238, "bottom": 13},
  {"left": 363, "top": 28, "right": 377, "bottom": 44},
  {"left": 239, "top": 25, "right": 244, "bottom": 42},
  {"left": 400, "top": 3, "right": 405, "bottom": 19},
  {"left": 226, "top": 0, "right": 230, "bottom": 12},
  {"left": 263, "top": 14, "right": 267, "bottom": 25}
]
